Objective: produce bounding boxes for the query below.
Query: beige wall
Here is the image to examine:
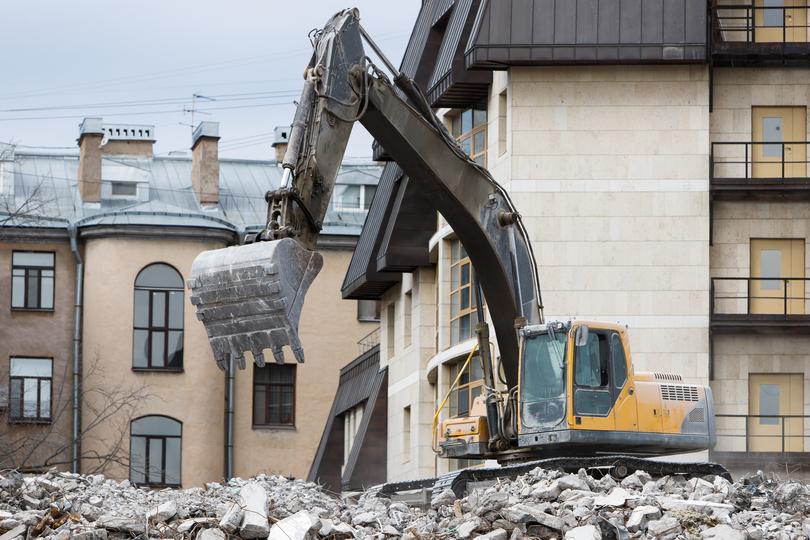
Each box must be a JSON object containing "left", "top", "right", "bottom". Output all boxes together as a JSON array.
[
  {"left": 80, "top": 236, "right": 227, "bottom": 486},
  {"left": 0, "top": 237, "right": 75, "bottom": 470},
  {"left": 233, "top": 248, "right": 377, "bottom": 480},
  {"left": 509, "top": 65, "right": 711, "bottom": 384}
]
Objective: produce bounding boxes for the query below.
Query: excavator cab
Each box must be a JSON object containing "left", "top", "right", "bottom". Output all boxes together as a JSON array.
[{"left": 439, "top": 320, "right": 716, "bottom": 462}]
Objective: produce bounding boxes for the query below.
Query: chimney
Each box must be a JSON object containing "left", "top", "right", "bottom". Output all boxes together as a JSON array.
[
  {"left": 191, "top": 121, "right": 220, "bottom": 205},
  {"left": 271, "top": 126, "right": 289, "bottom": 163},
  {"left": 77, "top": 118, "right": 104, "bottom": 203}
]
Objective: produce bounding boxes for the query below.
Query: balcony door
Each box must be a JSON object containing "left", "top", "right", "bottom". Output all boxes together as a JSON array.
[
  {"left": 748, "top": 374, "right": 803, "bottom": 452},
  {"left": 750, "top": 239, "right": 805, "bottom": 314},
  {"left": 752, "top": 106, "right": 807, "bottom": 179},
  {"left": 754, "top": 0, "right": 808, "bottom": 43}
]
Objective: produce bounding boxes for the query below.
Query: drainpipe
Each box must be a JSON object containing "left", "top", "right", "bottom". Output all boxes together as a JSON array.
[
  {"left": 223, "top": 227, "right": 244, "bottom": 480},
  {"left": 225, "top": 357, "right": 235, "bottom": 480},
  {"left": 68, "top": 224, "right": 84, "bottom": 474}
]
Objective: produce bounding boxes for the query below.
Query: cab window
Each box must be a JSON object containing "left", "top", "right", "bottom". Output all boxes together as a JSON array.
[
  {"left": 611, "top": 333, "right": 628, "bottom": 389},
  {"left": 574, "top": 332, "right": 612, "bottom": 416}
]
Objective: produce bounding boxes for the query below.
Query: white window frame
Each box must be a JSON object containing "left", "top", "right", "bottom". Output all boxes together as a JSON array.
[{"left": 333, "top": 184, "right": 376, "bottom": 213}]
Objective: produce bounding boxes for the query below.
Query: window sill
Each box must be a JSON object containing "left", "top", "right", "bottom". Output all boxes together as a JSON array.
[
  {"left": 252, "top": 424, "right": 296, "bottom": 431},
  {"left": 10, "top": 307, "right": 55, "bottom": 313},
  {"left": 8, "top": 418, "right": 52, "bottom": 425},
  {"left": 132, "top": 367, "right": 185, "bottom": 373}
]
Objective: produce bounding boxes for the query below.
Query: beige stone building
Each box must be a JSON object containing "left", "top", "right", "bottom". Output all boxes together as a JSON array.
[
  {"left": 329, "top": 0, "right": 810, "bottom": 484},
  {"left": 0, "top": 120, "right": 381, "bottom": 486}
]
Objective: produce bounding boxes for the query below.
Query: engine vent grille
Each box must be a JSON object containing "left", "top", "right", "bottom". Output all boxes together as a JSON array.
[
  {"left": 688, "top": 407, "right": 705, "bottom": 423},
  {"left": 654, "top": 372, "right": 683, "bottom": 382},
  {"left": 660, "top": 384, "right": 700, "bottom": 402}
]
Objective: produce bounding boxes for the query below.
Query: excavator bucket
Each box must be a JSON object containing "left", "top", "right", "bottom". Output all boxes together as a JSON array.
[{"left": 187, "top": 238, "right": 323, "bottom": 370}]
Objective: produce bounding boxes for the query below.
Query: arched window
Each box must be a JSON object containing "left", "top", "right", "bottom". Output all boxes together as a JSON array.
[
  {"left": 133, "top": 263, "right": 184, "bottom": 370},
  {"left": 130, "top": 415, "right": 182, "bottom": 486}
]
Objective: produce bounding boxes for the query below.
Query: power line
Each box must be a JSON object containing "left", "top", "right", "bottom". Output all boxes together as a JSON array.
[{"left": 0, "top": 100, "right": 298, "bottom": 122}]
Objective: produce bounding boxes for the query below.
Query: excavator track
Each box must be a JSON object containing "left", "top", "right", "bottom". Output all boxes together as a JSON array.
[{"left": 369, "top": 455, "right": 731, "bottom": 506}]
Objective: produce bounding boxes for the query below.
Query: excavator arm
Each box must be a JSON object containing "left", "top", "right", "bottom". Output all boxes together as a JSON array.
[{"left": 189, "top": 9, "right": 541, "bottom": 390}]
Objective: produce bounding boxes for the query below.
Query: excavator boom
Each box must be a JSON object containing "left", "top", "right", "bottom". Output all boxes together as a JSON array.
[{"left": 189, "top": 8, "right": 542, "bottom": 387}]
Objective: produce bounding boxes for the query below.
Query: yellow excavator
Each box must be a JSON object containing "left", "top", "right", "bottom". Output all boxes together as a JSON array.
[{"left": 187, "top": 9, "right": 728, "bottom": 497}]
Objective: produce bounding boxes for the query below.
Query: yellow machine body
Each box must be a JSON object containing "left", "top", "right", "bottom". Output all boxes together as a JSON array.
[{"left": 439, "top": 320, "right": 715, "bottom": 460}]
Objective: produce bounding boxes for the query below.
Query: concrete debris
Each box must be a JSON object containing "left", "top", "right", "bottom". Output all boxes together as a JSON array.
[{"left": 0, "top": 468, "right": 809, "bottom": 539}]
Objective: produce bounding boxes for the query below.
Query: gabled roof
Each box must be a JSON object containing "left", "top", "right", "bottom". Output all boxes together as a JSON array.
[{"left": 1, "top": 151, "right": 382, "bottom": 238}]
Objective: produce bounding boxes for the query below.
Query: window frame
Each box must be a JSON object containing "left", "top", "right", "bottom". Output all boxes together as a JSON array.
[
  {"left": 332, "top": 184, "right": 377, "bottom": 213},
  {"left": 129, "top": 415, "right": 182, "bottom": 488},
  {"left": 252, "top": 363, "right": 297, "bottom": 429},
  {"left": 8, "top": 356, "right": 53, "bottom": 424},
  {"left": 11, "top": 251, "right": 56, "bottom": 312},
  {"left": 449, "top": 240, "right": 478, "bottom": 345},
  {"left": 450, "top": 104, "right": 487, "bottom": 167},
  {"left": 573, "top": 330, "right": 628, "bottom": 418},
  {"left": 132, "top": 263, "right": 185, "bottom": 372},
  {"left": 448, "top": 354, "right": 484, "bottom": 418}
]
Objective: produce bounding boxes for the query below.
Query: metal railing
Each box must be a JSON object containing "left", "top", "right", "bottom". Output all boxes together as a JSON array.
[
  {"left": 357, "top": 326, "right": 381, "bottom": 354},
  {"left": 710, "top": 277, "right": 810, "bottom": 317},
  {"left": 715, "top": 414, "right": 810, "bottom": 453},
  {"left": 713, "top": 3, "right": 810, "bottom": 44},
  {"left": 711, "top": 141, "right": 810, "bottom": 181}
]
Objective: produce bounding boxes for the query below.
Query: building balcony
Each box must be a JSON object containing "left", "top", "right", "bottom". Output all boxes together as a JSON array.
[
  {"left": 711, "top": 414, "right": 810, "bottom": 474},
  {"left": 710, "top": 142, "right": 810, "bottom": 201},
  {"left": 710, "top": 277, "right": 810, "bottom": 333},
  {"left": 711, "top": 3, "right": 810, "bottom": 66}
]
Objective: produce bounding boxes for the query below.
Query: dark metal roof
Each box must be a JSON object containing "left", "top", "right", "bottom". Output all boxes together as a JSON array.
[
  {"left": 427, "top": 0, "right": 491, "bottom": 108},
  {"left": 307, "top": 345, "right": 387, "bottom": 492},
  {"left": 465, "top": 0, "right": 708, "bottom": 68},
  {"left": 342, "top": 164, "right": 405, "bottom": 299}
]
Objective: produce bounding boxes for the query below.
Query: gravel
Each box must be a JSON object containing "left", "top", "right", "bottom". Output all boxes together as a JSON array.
[{"left": 0, "top": 467, "right": 808, "bottom": 539}]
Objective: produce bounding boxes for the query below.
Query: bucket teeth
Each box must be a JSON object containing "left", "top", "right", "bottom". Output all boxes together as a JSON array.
[{"left": 188, "top": 238, "right": 323, "bottom": 370}]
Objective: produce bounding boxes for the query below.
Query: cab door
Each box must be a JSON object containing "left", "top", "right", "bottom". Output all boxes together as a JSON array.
[
  {"left": 752, "top": 106, "right": 807, "bottom": 179},
  {"left": 755, "top": 0, "right": 808, "bottom": 43},
  {"left": 610, "top": 332, "right": 639, "bottom": 432},
  {"left": 569, "top": 329, "right": 638, "bottom": 432},
  {"left": 750, "top": 238, "right": 805, "bottom": 314}
]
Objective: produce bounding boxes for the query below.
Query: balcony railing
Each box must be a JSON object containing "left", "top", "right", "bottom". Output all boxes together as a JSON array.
[
  {"left": 711, "top": 277, "right": 810, "bottom": 318},
  {"left": 714, "top": 414, "right": 810, "bottom": 454},
  {"left": 713, "top": 3, "right": 810, "bottom": 44},
  {"left": 357, "top": 326, "right": 381, "bottom": 355},
  {"left": 711, "top": 141, "right": 810, "bottom": 182}
]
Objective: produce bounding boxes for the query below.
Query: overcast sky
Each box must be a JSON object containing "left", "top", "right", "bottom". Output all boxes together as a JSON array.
[{"left": 0, "top": 1, "right": 419, "bottom": 160}]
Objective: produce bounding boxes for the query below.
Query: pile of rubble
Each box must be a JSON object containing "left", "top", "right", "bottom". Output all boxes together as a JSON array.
[{"left": 1, "top": 467, "right": 809, "bottom": 539}]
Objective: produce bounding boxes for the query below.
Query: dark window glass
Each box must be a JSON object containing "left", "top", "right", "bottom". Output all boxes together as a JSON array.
[
  {"left": 130, "top": 415, "right": 181, "bottom": 487},
  {"left": 11, "top": 252, "right": 55, "bottom": 310},
  {"left": 133, "top": 264, "right": 184, "bottom": 370},
  {"left": 574, "top": 332, "right": 612, "bottom": 416},
  {"left": 253, "top": 364, "right": 296, "bottom": 426},
  {"left": 8, "top": 357, "right": 52, "bottom": 422},
  {"left": 611, "top": 333, "right": 628, "bottom": 388}
]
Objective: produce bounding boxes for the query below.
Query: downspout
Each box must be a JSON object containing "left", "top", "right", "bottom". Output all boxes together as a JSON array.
[
  {"left": 68, "top": 223, "right": 83, "bottom": 473},
  {"left": 224, "top": 227, "right": 244, "bottom": 480}
]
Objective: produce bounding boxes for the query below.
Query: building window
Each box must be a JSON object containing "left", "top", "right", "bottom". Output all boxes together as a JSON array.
[
  {"left": 111, "top": 181, "right": 138, "bottom": 197},
  {"left": 333, "top": 184, "right": 377, "bottom": 212},
  {"left": 386, "top": 303, "right": 396, "bottom": 358},
  {"left": 448, "top": 354, "right": 484, "bottom": 418},
  {"left": 402, "top": 405, "right": 411, "bottom": 463},
  {"left": 130, "top": 415, "right": 181, "bottom": 487},
  {"left": 357, "top": 299, "right": 381, "bottom": 322},
  {"left": 11, "top": 252, "right": 55, "bottom": 310},
  {"left": 8, "top": 357, "right": 52, "bottom": 423},
  {"left": 253, "top": 364, "right": 296, "bottom": 427},
  {"left": 343, "top": 403, "right": 365, "bottom": 471},
  {"left": 498, "top": 90, "right": 507, "bottom": 157},
  {"left": 451, "top": 104, "right": 487, "bottom": 166},
  {"left": 450, "top": 240, "right": 478, "bottom": 345},
  {"left": 133, "top": 264, "right": 184, "bottom": 370},
  {"left": 404, "top": 289, "right": 413, "bottom": 348}
]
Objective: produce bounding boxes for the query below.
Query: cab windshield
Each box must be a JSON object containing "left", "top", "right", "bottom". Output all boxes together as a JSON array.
[{"left": 520, "top": 331, "right": 567, "bottom": 429}]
